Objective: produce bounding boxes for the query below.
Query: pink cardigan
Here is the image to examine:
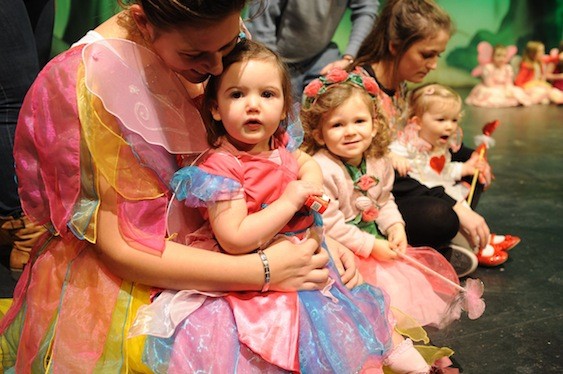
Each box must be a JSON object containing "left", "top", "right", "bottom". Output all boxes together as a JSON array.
[{"left": 313, "top": 149, "right": 405, "bottom": 258}]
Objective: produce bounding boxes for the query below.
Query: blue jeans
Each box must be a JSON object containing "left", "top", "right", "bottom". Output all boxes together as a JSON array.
[{"left": 0, "top": 0, "right": 54, "bottom": 217}]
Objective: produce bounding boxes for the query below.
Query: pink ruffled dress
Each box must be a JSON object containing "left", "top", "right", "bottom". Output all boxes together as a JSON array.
[
  {"left": 313, "top": 149, "right": 461, "bottom": 329},
  {"left": 465, "top": 63, "right": 531, "bottom": 107}
]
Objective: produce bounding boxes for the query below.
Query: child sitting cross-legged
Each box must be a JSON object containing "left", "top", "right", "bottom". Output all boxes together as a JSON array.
[{"left": 390, "top": 83, "right": 521, "bottom": 269}]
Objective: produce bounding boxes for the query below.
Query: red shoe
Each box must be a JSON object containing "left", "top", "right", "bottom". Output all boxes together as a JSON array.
[
  {"left": 477, "top": 245, "right": 508, "bottom": 267},
  {"left": 490, "top": 234, "right": 521, "bottom": 251}
]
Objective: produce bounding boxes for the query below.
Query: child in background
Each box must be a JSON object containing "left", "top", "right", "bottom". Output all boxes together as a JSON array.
[
  {"left": 546, "top": 41, "right": 563, "bottom": 91},
  {"left": 391, "top": 83, "right": 521, "bottom": 268},
  {"left": 515, "top": 40, "right": 563, "bottom": 104},
  {"left": 163, "top": 39, "right": 450, "bottom": 373},
  {"left": 466, "top": 43, "right": 532, "bottom": 107},
  {"left": 301, "top": 69, "right": 462, "bottom": 335}
]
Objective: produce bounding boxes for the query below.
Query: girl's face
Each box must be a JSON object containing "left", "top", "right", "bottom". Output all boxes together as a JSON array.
[
  {"left": 146, "top": 12, "right": 241, "bottom": 83},
  {"left": 396, "top": 30, "right": 450, "bottom": 83},
  {"left": 416, "top": 99, "right": 461, "bottom": 150},
  {"left": 314, "top": 93, "right": 376, "bottom": 167},
  {"left": 211, "top": 58, "right": 286, "bottom": 153},
  {"left": 493, "top": 48, "right": 507, "bottom": 68}
]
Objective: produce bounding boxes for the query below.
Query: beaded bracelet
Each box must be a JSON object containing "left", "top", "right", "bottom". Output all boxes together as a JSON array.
[{"left": 257, "top": 250, "right": 271, "bottom": 292}]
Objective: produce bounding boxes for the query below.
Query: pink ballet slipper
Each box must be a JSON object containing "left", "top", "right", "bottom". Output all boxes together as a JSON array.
[{"left": 384, "top": 338, "right": 430, "bottom": 373}]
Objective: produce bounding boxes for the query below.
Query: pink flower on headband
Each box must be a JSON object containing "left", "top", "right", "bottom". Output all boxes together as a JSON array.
[
  {"left": 362, "top": 76, "right": 380, "bottom": 96},
  {"left": 304, "top": 79, "right": 324, "bottom": 98},
  {"left": 325, "top": 68, "right": 349, "bottom": 83}
]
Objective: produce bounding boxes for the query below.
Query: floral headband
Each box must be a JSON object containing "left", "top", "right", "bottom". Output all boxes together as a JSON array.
[{"left": 302, "top": 68, "right": 380, "bottom": 108}]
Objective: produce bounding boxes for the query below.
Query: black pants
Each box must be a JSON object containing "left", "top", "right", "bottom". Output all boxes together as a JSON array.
[
  {"left": 0, "top": 0, "right": 54, "bottom": 217},
  {"left": 396, "top": 196, "right": 460, "bottom": 249}
]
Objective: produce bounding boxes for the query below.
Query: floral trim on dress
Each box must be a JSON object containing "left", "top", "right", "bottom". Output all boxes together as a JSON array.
[{"left": 344, "top": 159, "right": 385, "bottom": 238}]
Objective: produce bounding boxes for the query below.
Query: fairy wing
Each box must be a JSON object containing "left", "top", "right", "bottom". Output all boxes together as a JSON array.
[
  {"left": 471, "top": 41, "right": 494, "bottom": 77},
  {"left": 82, "top": 39, "right": 208, "bottom": 154},
  {"left": 285, "top": 103, "right": 304, "bottom": 152},
  {"left": 505, "top": 45, "right": 518, "bottom": 62}
]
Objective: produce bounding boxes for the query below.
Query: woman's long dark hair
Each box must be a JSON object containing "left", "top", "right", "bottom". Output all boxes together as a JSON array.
[{"left": 352, "top": 0, "right": 452, "bottom": 83}]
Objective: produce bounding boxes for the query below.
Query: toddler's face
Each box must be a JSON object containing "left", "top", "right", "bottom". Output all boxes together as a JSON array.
[
  {"left": 314, "top": 93, "right": 376, "bottom": 167},
  {"left": 492, "top": 48, "right": 507, "bottom": 67},
  {"left": 417, "top": 100, "right": 461, "bottom": 150},
  {"left": 211, "top": 58, "right": 286, "bottom": 153}
]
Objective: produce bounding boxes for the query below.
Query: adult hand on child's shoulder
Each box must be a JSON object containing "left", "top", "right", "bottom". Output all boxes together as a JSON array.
[{"left": 320, "top": 56, "right": 355, "bottom": 74}]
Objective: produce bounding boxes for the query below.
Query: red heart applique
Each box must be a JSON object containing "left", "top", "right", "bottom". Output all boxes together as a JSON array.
[{"left": 430, "top": 155, "right": 446, "bottom": 174}]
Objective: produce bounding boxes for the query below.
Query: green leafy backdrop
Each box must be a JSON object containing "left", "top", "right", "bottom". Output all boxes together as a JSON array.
[{"left": 53, "top": 0, "right": 563, "bottom": 87}]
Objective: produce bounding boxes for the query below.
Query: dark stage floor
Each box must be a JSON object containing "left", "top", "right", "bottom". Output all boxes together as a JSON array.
[
  {"left": 427, "top": 90, "right": 563, "bottom": 373},
  {"left": 1, "top": 89, "right": 561, "bottom": 373}
]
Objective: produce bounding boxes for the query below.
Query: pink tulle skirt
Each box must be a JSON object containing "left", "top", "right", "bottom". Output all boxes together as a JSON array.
[{"left": 356, "top": 246, "right": 461, "bottom": 329}]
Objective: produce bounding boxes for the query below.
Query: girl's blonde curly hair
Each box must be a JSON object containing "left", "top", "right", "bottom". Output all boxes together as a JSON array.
[{"left": 301, "top": 84, "right": 391, "bottom": 160}]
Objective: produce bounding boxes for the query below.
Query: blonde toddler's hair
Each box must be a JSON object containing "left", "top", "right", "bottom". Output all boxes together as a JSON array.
[
  {"left": 522, "top": 41, "right": 545, "bottom": 64},
  {"left": 407, "top": 83, "right": 462, "bottom": 119}
]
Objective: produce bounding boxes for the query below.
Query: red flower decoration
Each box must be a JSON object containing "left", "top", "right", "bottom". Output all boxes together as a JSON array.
[
  {"left": 362, "top": 76, "right": 380, "bottom": 96},
  {"left": 362, "top": 206, "right": 379, "bottom": 222},
  {"left": 356, "top": 175, "right": 379, "bottom": 191},
  {"left": 325, "top": 68, "right": 349, "bottom": 83},
  {"left": 303, "top": 79, "right": 324, "bottom": 98}
]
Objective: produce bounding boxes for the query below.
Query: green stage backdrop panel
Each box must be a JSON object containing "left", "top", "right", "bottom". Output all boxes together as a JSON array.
[{"left": 52, "top": 0, "right": 563, "bottom": 87}]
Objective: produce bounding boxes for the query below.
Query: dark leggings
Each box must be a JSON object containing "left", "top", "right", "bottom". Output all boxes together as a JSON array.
[
  {"left": 0, "top": 0, "right": 54, "bottom": 217},
  {"left": 396, "top": 196, "right": 460, "bottom": 249}
]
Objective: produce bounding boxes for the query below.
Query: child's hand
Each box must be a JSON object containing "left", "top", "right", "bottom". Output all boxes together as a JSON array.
[
  {"left": 370, "top": 239, "right": 397, "bottom": 261},
  {"left": 280, "top": 180, "right": 324, "bottom": 211},
  {"left": 463, "top": 152, "right": 493, "bottom": 186},
  {"left": 325, "top": 236, "right": 364, "bottom": 289},
  {"left": 453, "top": 202, "right": 490, "bottom": 249},
  {"left": 386, "top": 223, "right": 407, "bottom": 254},
  {"left": 389, "top": 153, "right": 411, "bottom": 176}
]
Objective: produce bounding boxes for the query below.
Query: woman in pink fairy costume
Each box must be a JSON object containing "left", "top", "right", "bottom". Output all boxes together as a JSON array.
[
  {"left": 465, "top": 43, "right": 532, "bottom": 108},
  {"left": 0, "top": 1, "right": 368, "bottom": 372}
]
